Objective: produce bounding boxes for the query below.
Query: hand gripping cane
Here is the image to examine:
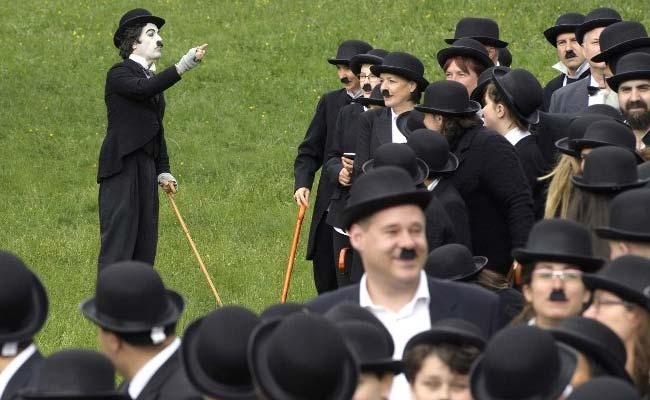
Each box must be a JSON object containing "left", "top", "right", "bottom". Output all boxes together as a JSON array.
[
  {"left": 280, "top": 204, "right": 307, "bottom": 303},
  {"left": 165, "top": 184, "right": 224, "bottom": 307}
]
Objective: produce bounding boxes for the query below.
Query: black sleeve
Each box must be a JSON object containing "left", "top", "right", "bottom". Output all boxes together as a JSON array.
[
  {"left": 294, "top": 96, "right": 328, "bottom": 191},
  {"left": 106, "top": 64, "right": 181, "bottom": 101},
  {"left": 353, "top": 111, "right": 373, "bottom": 178},
  {"left": 156, "top": 132, "right": 170, "bottom": 175},
  {"left": 324, "top": 107, "right": 346, "bottom": 185}
]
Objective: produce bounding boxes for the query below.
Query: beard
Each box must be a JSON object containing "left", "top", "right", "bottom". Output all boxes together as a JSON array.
[{"left": 623, "top": 101, "right": 650, "bottom": 131}]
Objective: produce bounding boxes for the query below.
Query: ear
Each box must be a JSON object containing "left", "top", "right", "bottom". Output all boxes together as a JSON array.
[
  {"left": 380, "top": 374, "right": 395, "bottom": 398},
  {"left": 581, "top": 287, "right": 592, "bottom": 305},
  {"left": 348, "top": 223, "right": 364, "bottom": 251},
  {"left": 486, "top": 46, "right": 498, "bottom": 62},
  {"left": 522, "top": 284, "right": 533, "bottom": 303},
  {"left": 495, "top": 103, "right": 507, "bottom": 119},
  {"left": 409, "top": 80, "right": 417, "bottom": 93},
  {"left": 102, "top": 330, "right": 122, "bottom": 354}
]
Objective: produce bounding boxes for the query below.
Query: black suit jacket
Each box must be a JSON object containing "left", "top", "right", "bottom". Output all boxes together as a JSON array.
[
  {"left": 448, "top": 126, "right": 535, "bottom": 275},
  {"left": 1, "top": 350, "right": 43, "bottom": 400},
  {"left": 294, "top": 89, "right": 353, "bottom": 258},
  {"left": 98, "top": 59, "right": 181, "bottom": 182},
  {"left": 424, "top": 196, "right": 457, "bottom": 251},
  {"left": 514, "top": 135, "right": 551, "bottom": 220},
  {"left": 354, "top": 107, "right": 393, "bottom": 177},
  {"left": 123, "top": 350, "right": 200, "bottom": 400},
  {"left": 307, "top": 275, "right": 504, "bottom": 338},
  {"left": 542, "top": 69, "right": 591, "bottom": 112},
  {"left": 431, "top": 179, "right": 472, "bottom": 249}
]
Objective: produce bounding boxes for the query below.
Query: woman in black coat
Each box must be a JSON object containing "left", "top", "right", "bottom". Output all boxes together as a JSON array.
[{"left": 416, "top": 80, "right": 535, "bottom": 276}]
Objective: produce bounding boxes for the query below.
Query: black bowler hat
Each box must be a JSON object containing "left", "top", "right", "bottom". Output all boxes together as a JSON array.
[
  {"left": 498, "top": 47, "right": 512, "bottom": 67},
  {"left": 437, "top": 38, "right": 494, "bottom": 70},
  {"left": 0, "top": 251, "right": 48, "bottom": 346},
  {"left": 80, "top": 261, "right": 184, "bottom": 337},
  {"left": 566, "top": 376, "right": 641, "bottom": 400},
  {"left": 470, "top": 325, "right": 577, "bottom": 400},
  {"left": 327, "top": 40, "right": 372, "bottom": 66},
  {"left": 248, "top": 313, "right": 358, "bottom": 400},
  {"left": 259, "top": 302, "right": 308, "bottom": 322},
  {"left": 579, "top": 103, "right": 624, "bottom": 121},
  {"left": 405, "top": 318, "right": 487, "bottom": 357},
  {"left": 445, "top": 17, "right": 508, "bottom": 48},
  {"left": 407, "top": 129, "right": 459, "bottom": 176},
  {"left": 596, "top": 188, "right": 650, "bottom": 242},
  {"left": 555, "top": 114, "right": 615, "bottom": 157},
  {"left": 424, "top": 243, "right": 488, "bottom": 281},
  {"left": 371, "top": 52, "right": 429, "bottom": 91},
  {"left": 568, "top": 119, "right": 642, "bottom": 162},
  {"left": 492, "top": 68, "right": 544, "bottom": 124},
  {"left": 337, "top": 321, "right": 403, "bottom": 375},
  {"left": 324, "top": 303, "right": 393, "bottom": 351},
  {"left": 350, "top": 48, "right": 389, "bottom": 75},
  {"left": 113, "top": 8, "right": 165, "bottom": 48},
  {"left": 583, "top": 255, "right": 650, "bottom": 311},
  {"left": 549, "top": 316, "right": 630, "bottom": 381},
  {"left": 607, "top": 52, "right": 650, "bottom": 93},
  {"left": 575, "top": 7, "right": 622, "bottom": 45},
  {"left": 397, "top": 109, "right": 425, "bottom": 137},
  {"left": 20, "top": 349, "right": 127, "bottom": 400},
  {"left": 591, "top": 21, "right": 650, "bottom": 65},
  {"left": 354, "top": 85, "right": 385, "bottom": 108},
  {"left": 572, "top": 146, "right": 649, "bottom": 193},
  {"left": 544, "top": 13, "right": 586, "bottom": 47},
  {"left": 415, "top": 80, "right": 481, "bottom": 117},
  {"left": 512, "top": 218, "right": 604, "bottom": 272},
  {"left": 471, "top": 66, "right": 510, "bottom": 103},
  {"left": 362, "top": 143, "right": 429, "bottom": 185},
  {"left": 181, "top": 306, "right": 259, "bottom": 400}
]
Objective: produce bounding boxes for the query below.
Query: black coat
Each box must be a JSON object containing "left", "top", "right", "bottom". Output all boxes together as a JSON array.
[
  {"left": 425, "top": 196, "right": 458, "bottom": 251},
  {"left": 514, "top": 135, "right": 551, "bottom": 220},
  {"left": 448, "top": 126, "right": 535, "bottom": 276},
  {"left": 430, "top": 179, "right": 472, "bottom": 249},
  {"left": 1, "top": 350, "right": 43, "bottom": 400},
  {"left": 354, "top": 107, "right": 394, "bottom": 177},
  {"left": 294, "top": 89, "right": 354, "bottom": 259},
  {"left": 542, "top": 69, "right": 591, "bottom": 112},
  {"left": 548, "top": 76, "right": 591, "bottom": 114},
  {"left": 531, "top": 111, "right": 573, "bottom": 166},
  {"left": 307, "top": 275, "right": 504, "bottom": 338},
  {"left": 98, "top": 59, "right": 180, "bottom": 182}
]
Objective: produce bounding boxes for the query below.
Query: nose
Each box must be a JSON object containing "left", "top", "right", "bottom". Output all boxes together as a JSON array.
[
  {"left": 630, "top": 88, "right": 642, "bottom": 101},
  {"left": 552, "top": 274, "right": 565, "bottom": 289},
  {"left": 398, "top": 230, "right": 418, "bottom": 250}
]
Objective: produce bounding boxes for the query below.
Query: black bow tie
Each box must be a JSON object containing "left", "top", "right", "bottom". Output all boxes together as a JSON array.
[{"left": 588, "top": 85, "right": 604, "bottom": 96}]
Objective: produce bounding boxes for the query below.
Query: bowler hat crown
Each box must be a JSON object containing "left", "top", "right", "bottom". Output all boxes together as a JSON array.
[
  {"left": 397, "top": 109, "right": 425, "bottom": 137},
  {"left": 405, "top": 318, "right": 487, "bottom": 355},
  {"left": 596, "top": 188, "right": 650, "bottom": 242},
  {"left": 579, "top": 104, "right": 624, "bottom": 121},
  {"left": 327, "top": 40, "right": 372, "bottom": 65},
  {"left": 407, "top": 128, "right": 459, "bottom": 176},
  {"left": 362, "top": 143, "right": 429, "bottom": 185},
  {"left": 249, "top": 313, "right": 358, "bottom": 400},
  {"left": 259, "top": 302, "right": 307, "bottom": 322},
  {"left": 493, "top": 68, "right": 543, "bottom": 124},
  {"left": 325, "top": 303, "right": 393, "bottom": 352},
  {"left": 568, "top": 119, "right": 640, "bottom": 159},
  {"left": 470, "top": 325, "right": 577, "bottom": 400},
  {"left": 337, "top": 321, "right": 402, "bottom": 374},
  {"left": 0, "top": 251, "right": 48, "bottom": 343},
  {"left": 424, "top": 243, "right": 488, "bottom": 281},
  {"left": 555, "top": 114, "right": 616, "bottom": 157},
  {"left": 113, "top": 8, "right": 165, "bottom": 48},
  {"left": 550, "top": 316, "right": 629, "bottom": 380},
  {"left": 566, "top": 377, "right": 641, "bottom": 400},
  {"left": 437, "top": 38, "right": 494, "bottom": 70},
  {"left": 446, "top": 17, "right": 508, "bottom": 48},
  {"left": 182, "top": 306, "right": 259, "bottom": 399},
  {"left": 341, "top": 166, "right": 431, "bottom": 229},
  {"left": 575, "top": 7, "right": 622, "bottom": 45},
  {"left": 512, "top": 218, "right": 603, "bottom": 271},
  {"left": 350, "top": 48, "right": 389, "bottom": 75},
  {"left": 370, "top": 51, "right": 429, "bottom": 91},
  {"left": 544, "top": 13, "right": 585, "bottom": 47},
  {"left": 572, "top": 146, "right": 649, "bottom": 192},
  {"left": 498, "top": 47, "right": 512, "bottom": 67},
  {"left": 591, "top": 21, "right": 650, "bottom": 64},
  {"left": 80, "top": 261, "right": 184, "bottom": 333},
  {"left": 583, "top": 255, "right": 650, "bottom": 311},
  {"left": 415, "top": 80, "right": 481, "bottom": 116},
  {"left": 21, "top": 349, "right": 126, "bottom": 399},
  {"left": 355, "top": 85, "right": 385, "bottom": 107},
  {"left": 471, "top": 66, "right": 510, "bottom": 103},
  {"left": 607, "top": 52, "right": 650, "bottom": 92}
]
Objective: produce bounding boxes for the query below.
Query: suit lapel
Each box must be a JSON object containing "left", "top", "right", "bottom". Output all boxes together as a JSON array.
[
  {"left": 377, "top": 108, "right": 392, "bottom": 145},
  {"left": 1, "top": 351, "right": 44, "bottom": 400},
  {"left": 134, "top": 350, "right": 180, "bottom": 400},
  {"left": 426, "top": 277, "right": 459, "bottom": 323}
]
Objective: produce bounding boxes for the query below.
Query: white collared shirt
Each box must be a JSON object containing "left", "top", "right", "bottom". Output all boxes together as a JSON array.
[
  {"left": 0, "top": 344, "right": 37, "bottom": 398},
  {"left": 427, "top": 178, "right": 441, "bottom": 192},
  {"left": 128, "top": 338, "right": 181, "bottom": 399},
  {"left": 588, "top": 75, "right": 619, "bottom": 108},
  {"left": 390, "top": 109, "right": 407, "bottom": 143},
  {"left": 359, "top": 270, "right": 431, "bottom": 400},
  {"left": 346, "top": 89, "right": 363, "bottom": 100},
  {"left": 504, "top": 127, "right": 531, "bottom": 147},
  {"left": 552, "top": 61, "right": 590, "bottom": 86},
  {"left": 128, "top": 54, "right": 156, "bottom": 72}
]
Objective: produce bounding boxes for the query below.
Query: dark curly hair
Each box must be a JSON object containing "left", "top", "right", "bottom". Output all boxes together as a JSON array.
[{"left": 117, "top": 23, "right": 146, "bottom": 60}]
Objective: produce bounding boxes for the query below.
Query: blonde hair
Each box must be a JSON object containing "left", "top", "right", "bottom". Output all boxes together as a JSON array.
[{"left": 542, "top": 155, "right": 581, "bottom": 219}]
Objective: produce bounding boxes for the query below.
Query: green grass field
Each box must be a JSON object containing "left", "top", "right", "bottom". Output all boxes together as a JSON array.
[{"left": 0, "top": 0, "right": 648, "bottom": 353}]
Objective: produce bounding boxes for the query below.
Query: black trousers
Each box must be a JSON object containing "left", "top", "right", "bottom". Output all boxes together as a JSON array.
[
  {"left": 98, "top": 150, "right": 158, "bottom": 272},
  {"left": 312, "top": 212, "right": 337, "bottom": 294}
]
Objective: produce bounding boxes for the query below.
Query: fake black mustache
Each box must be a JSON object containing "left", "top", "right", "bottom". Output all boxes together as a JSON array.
[
  {"left": 565, "top": 50, "right": 576, "bottom": 59},
  {"left": 398, "top": 249, "right": 417, "bottom": 260},
  {"left": 340, "top": 77, "right": 351, "bottom": 84},
  {"left": 381, "top": 89, "right": 392, "bottom": 98},
  {"left": 626, "top": 100, "right": 648, "bottom": 112},
  {"left": 549, "top": 289, "right": 568, "bottom": 302},
  {"left": 362, "top": 83, "right": 372, "bottom": 92}
]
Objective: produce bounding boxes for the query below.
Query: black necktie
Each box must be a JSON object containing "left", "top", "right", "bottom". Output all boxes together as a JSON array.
[{"left": 587, "top": 86, "right": 602, "bottom": 96}]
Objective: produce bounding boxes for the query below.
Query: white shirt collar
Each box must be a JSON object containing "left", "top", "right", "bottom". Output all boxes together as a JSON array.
[
  {"left": 427, "top": 178, "right": 441, "bottom": 191},
  {"left": 552, "top": 61, "right": 589, "bottom": 80},
  {"left": 390, "top": 108, "right": 407, "bottom": 143},
  {"left": 128, "top": 338, "right": 181, "bottom": 399},
  {"left": 359, "top": 270, "right": 430, "bottom": 313},
  {"left": 129, "top": 54, "right": 156, "bottom": 72},
  {"left": 0, "top": 344, "right": 37, "bottom": 397},
  {"left": 504, "top": 127, "right": 531, "bottom": 146},
  {"left": 347, "top": 89, "right": 363, "bottom": 99}
]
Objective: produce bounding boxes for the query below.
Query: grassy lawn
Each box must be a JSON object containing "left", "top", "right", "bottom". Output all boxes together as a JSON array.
[{"left": 0, "top": 0, "right": 647, "bottom": 352}]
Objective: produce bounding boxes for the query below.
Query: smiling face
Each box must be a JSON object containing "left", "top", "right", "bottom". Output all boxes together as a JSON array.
[
  {"left": 618, "top": 79, "right": 650, "bottom": 132},
  {"left": 444, "top": 58, "right": 479, "bottom": 95},
  {"left": 380, "top": 73, "right": 417, "bottom": 109},
  {"left": 131, "top": 23, "right": 163, "bottom": 63}
]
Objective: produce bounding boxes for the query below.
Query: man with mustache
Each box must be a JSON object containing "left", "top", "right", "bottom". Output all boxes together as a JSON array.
[
  {"left": 98, "top": 9, "right": 207, "bottom": 271},
  {"left": 293, "top": 40, "right": 372, "bottom": 293},
  {"left": 542, "top": 13, "right": 590, "bottom": 111},
  {"left": 308, "top": 166, "right": 503, "bottom": 399}
]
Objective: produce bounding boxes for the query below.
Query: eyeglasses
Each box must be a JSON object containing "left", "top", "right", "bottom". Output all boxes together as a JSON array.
[
  {"left": 532, "top": 268, "right": 583, "bottom": 282},
  {"left": 358, "top": 74, "right": 379, "bottom": 82},
  {"left": 590, "top": 298, "right": 633, "bottom": 310}
]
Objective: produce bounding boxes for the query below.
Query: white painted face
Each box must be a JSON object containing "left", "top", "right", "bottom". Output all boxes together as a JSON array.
[{"left": 132, "top": 23, "right": 163, "bottom": 63}]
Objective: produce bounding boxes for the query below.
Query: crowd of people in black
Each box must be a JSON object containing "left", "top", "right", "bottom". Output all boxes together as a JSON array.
[{"left": 2, "top": 5, "right": 650, "bottom": 400}]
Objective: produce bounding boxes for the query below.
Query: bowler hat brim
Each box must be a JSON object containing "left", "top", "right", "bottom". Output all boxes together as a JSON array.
[
  {"left": 341, "top": 190, "right": 432, "bottom": 230},
  {"left": 350, "top": 54, "right": 384, "bottom": 75},
  {"left": 543, "top": 25, "right": 582, "bottom": 47},
  {"left": 354, "top": 96, "right": 384, "bottom": 107},
  {"left": 0, "top": 274, "right": 48, "bottom": 343},
  {"left": 113, "top": 15, "right": 165, "bottom": 48},
  {"left": 327, "top": 58, "right": 351, "bottom": 66},
  {"left": 437, "top": 47, "right": 493, "bottom": 70},
  {"left": 444, "top": 37, "right": 508, "bottom": 48},
  {"left": 492, "top": 71, "right": 540, "bottom": 125},
  {"left": 511, "top": 249, "right": 604, "bottom": 272},
  {"left": 181, "top": 317, "right": 257, "bottom": 400},
  {"left": 576, "top": 19, "right": 621, "bottom": 44},
  {"left": 20, "top": 391, "right": 128, "bottom": 400},
  {"left": 449, "top": 256, "right": 489, "bottom": 281},
  {"left": 607, "top": 70, "right": 650, "bottom": 92},
  {"left": 595, "top": 225, "right": 650, "bottom": 242},
  {"left": 404, "top": 324, "right": 487, "bottom": 354},
  {"left": 370, "top": 65, "right": 429, "bottom": 91},
  {"left": 571, "top": 176, "right": 650, "bottom": 193},
  {"left": 414, "top": 100, "right": 481, "bottom": 117},
  {"left": 591, "top": 37, "right": 650, "bottom": 63},
  {"left": 362, "top": 359, "right": 404, "bottom": 376},
  {"left": 429, "top": 153, "right": 460, "bottom": 176},
  {"left": 361, "top": 158, "right": 430, "bottom": 185},
  {"left": 583, "top": 274, "right": 650, "bottom": 310},
  {"left": 567, "top": 139, "right": 644, "bottom": 163},
  {"left": 79, "top": 290, "right": 184, "bottom": 333},
  {"left": 555, "top": 137, "right": 581, "bottom": 158}
]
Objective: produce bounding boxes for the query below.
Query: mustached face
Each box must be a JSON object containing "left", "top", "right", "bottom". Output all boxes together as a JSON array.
[
  {"left": 362, "top": 83, "right": 372, "bottom": 93},
  {"left": 132, "top": 23, "right": 163, "bottom": 63},
  {"left": 549, "top": 289, "right": 568, "bottom": 302},
  {"left": 565, "top": 50, "right": 576, "bottom": 60},
  {"left": 619, "top": 80, "right": 650, "bottom": 131},
  {"left": 336, "top": 64, "right": 359, "bottom": 92},
  {"left": 556, "top": 32, "right": 585, "bottom": 72},
  {"left": 380, "top": 73, "right": 416, "bottom": 109}
]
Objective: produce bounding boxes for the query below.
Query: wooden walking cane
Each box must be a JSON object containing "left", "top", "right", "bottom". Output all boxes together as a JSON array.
[
  {"left": 165, "top": 183, "right": 224, "bottom": 307},
  {"left": 280, "top": 204, "right": 307, "bottom": 303}
]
